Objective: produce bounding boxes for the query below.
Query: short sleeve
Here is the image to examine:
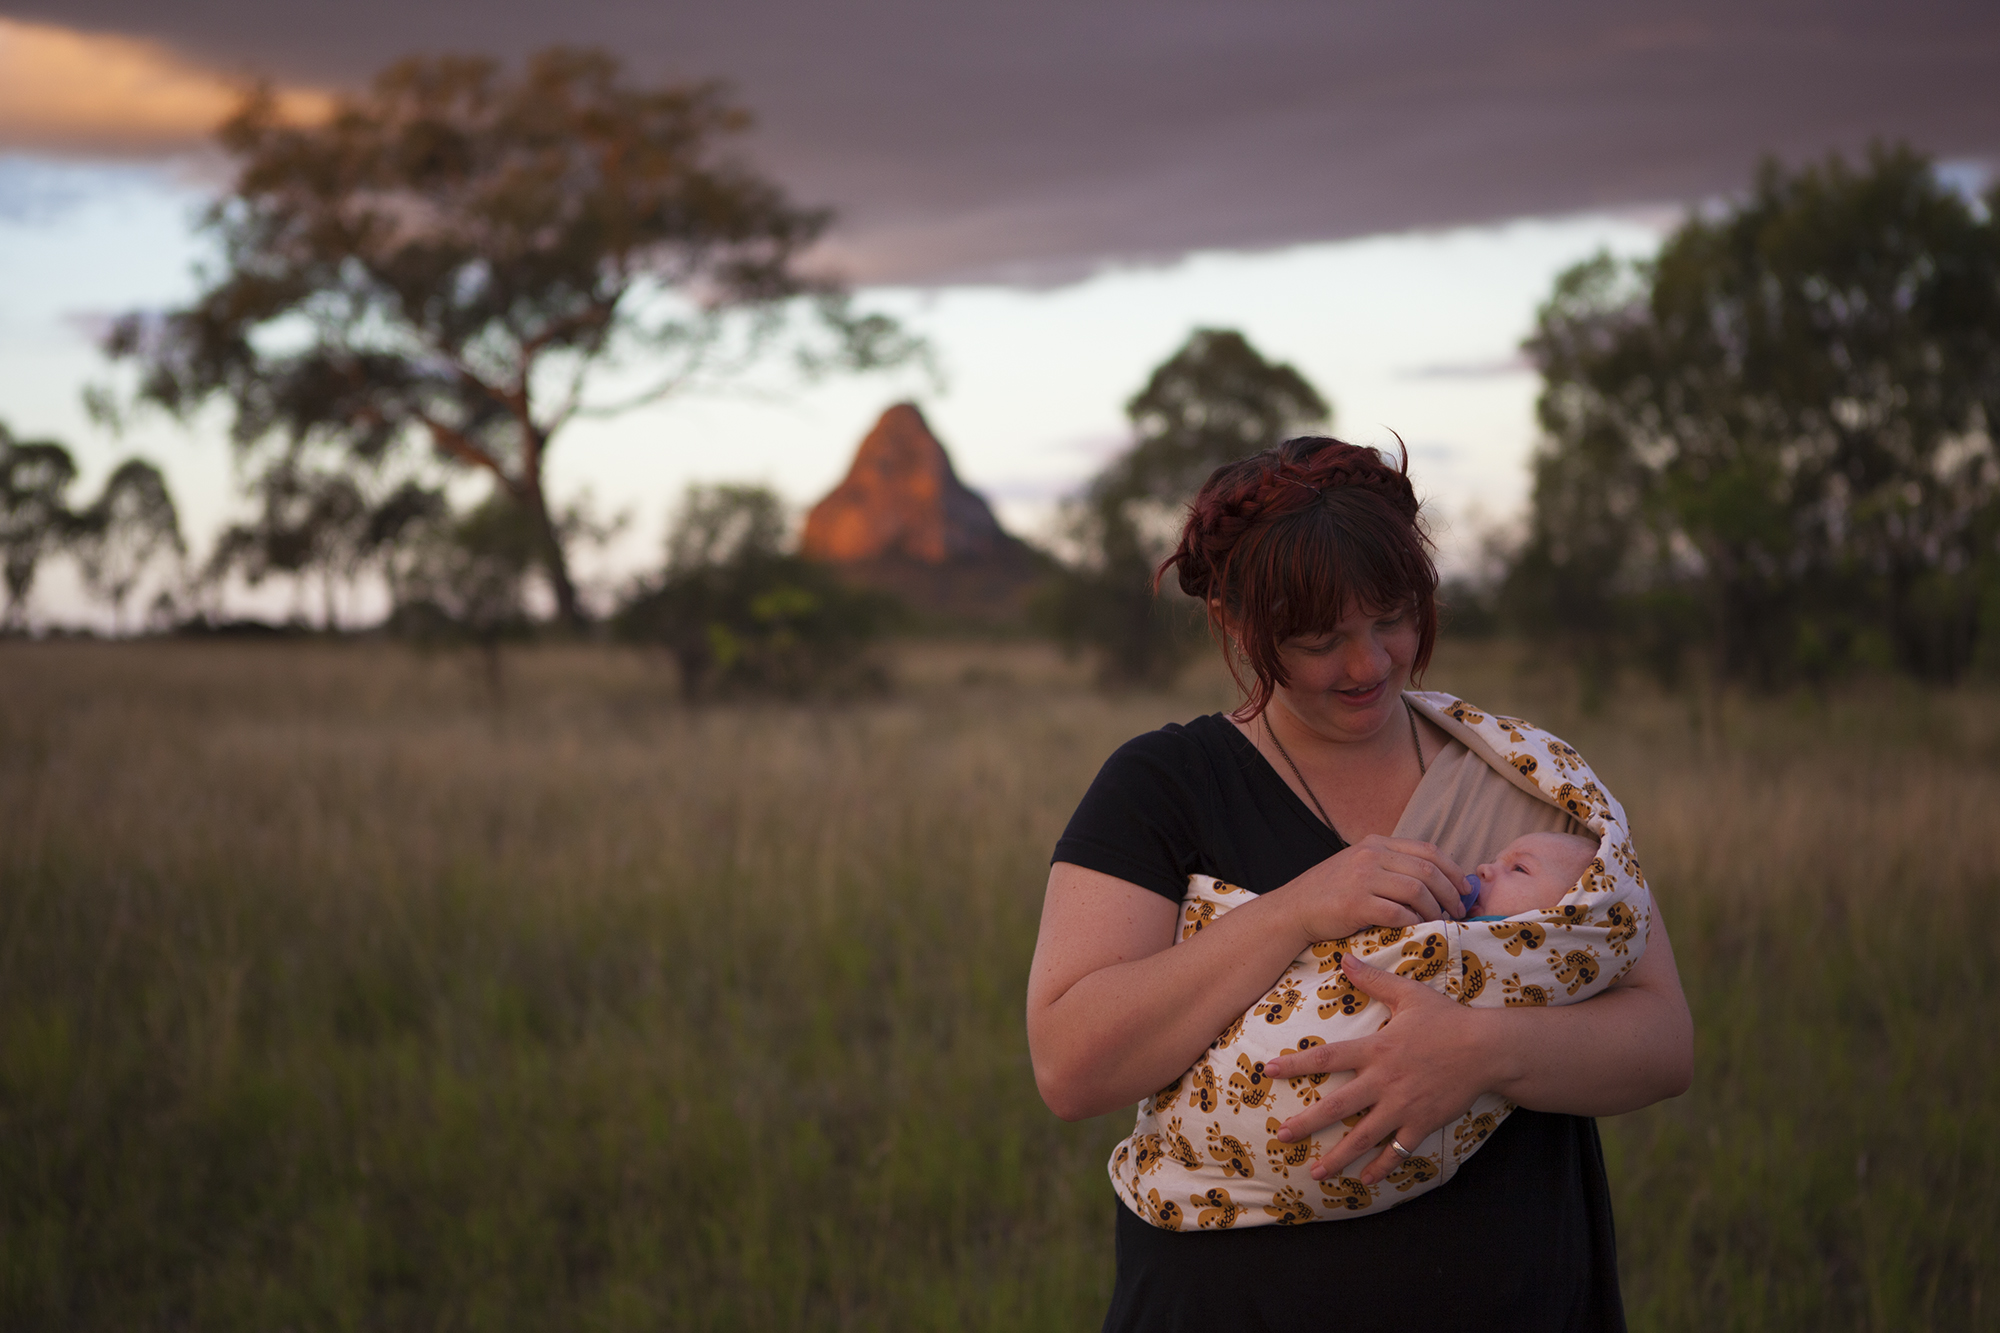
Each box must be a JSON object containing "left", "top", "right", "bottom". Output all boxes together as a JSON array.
[{"left": 1051, "top": 728, "right": 1208, "bottom": 902}]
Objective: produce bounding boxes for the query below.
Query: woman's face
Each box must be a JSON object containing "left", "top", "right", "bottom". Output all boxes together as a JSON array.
[{"left": 1268, "top": 601, "right": 1420, "bottom": 745}]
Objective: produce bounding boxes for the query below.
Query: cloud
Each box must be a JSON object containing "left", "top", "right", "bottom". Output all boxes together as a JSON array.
[
  {"left": 1400, "top": 354, "right": 1534, "bottom": 381},
  {"left": 0, "top": 17, "right": 328, "bottom": 154},
  {"left": 4, "top": 2, "right": 1996, "bottom": 282}
]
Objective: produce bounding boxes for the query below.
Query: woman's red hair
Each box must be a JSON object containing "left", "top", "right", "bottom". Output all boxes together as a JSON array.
[{"left": 1156, "top": 436, "right": 1438, "bottom": 719}]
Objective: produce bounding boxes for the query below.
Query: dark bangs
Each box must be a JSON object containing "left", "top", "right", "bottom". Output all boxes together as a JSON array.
[{"left": 1222, "top": 487, "right": 1438, "bottom": 718}]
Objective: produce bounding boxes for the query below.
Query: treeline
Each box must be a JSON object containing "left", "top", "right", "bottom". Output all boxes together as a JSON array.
[{"left": 0, "top": 437, "right": 561, "bottom": 641}]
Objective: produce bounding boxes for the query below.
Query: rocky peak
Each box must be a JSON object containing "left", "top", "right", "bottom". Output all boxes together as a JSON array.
[{"left": 800, "top": 403, "right": 1014, "bottom": 564}]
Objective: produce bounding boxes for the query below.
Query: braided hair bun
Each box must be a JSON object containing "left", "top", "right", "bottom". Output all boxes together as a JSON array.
[{"left": 1156, "top": 436, "right": 1437, "bottom": 718}]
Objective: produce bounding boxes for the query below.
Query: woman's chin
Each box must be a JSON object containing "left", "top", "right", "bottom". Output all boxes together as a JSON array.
[{"left": 1302, "top": 695, "right": 1400, "bottom": 741}]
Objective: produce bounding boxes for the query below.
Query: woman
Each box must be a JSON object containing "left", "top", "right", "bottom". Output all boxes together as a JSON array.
[{"left": 1026, "top": 437, "right": 1692, "bottom": 1331}]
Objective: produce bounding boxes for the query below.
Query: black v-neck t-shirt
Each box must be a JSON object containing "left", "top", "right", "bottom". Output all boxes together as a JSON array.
[{"left": 1052, "top": 715, "right": 1627, "bottom": 1333}]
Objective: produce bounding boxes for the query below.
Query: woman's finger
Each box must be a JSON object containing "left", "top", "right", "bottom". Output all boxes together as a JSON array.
[
  {"left": 1369, "top": 838, "right": 1472, "bottom": 916},
  {"left": 1307, "top": 1106, "right": 1393, "bottom": 1179},
  {"left": 1358, "top": 869, "right": 1433, "bottom": 923},
  {"left": 1366, "top": 894, "right": 1426, "bottom": 929},
  {"left": 1307, "top": 1107, "right": 1437, "bottom": 1186},
  {"left": 1264, "top": 1032, "right": 1364, "bottom": 1080},
  {"left": 1276, "top": 1074, "right": 1374, "bottom": 1141},
  {"left": 1384, "top": 853, "right": 1467, "bottom": 919},
  {"left": 1379, "top": 865, "right": 1460, "bottom": 921},
  {"left": 1370, "top": 836, "right": 1470, "bottom": 888},
  {"left": 1355, "top": 1136, "right": 1420, "bottom": 1188},
  {"left": 1337, "top": 950, "right": 1436, "bottom": 1004}
]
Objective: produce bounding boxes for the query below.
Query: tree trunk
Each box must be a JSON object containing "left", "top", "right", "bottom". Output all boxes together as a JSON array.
[{"left": 520, "top": 466, "right": 584, "bottom": 631}]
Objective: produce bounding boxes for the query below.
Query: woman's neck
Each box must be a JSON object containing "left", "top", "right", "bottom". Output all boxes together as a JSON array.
[{"left": 1242, "top": 691, "right": 1434, "bottom": 840}]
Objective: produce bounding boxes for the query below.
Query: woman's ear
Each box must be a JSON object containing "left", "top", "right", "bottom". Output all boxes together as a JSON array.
[{"left": 1212, "top": 603, "right": 1249, "bottom": 661}]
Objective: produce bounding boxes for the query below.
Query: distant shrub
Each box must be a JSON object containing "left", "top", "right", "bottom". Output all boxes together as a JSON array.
[{"left": 616, "top": 484, "right": 899, "bottom": 699}]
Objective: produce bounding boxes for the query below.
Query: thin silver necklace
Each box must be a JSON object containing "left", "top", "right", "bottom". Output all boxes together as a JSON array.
[{"left": 1264, "top": 698, "right": 1427, "bottom": 837}]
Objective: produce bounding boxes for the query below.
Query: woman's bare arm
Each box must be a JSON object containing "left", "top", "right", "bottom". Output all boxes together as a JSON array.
[
  {"left": 1025, "top": 865, "right": 1302, "bottom": 1122},
  {"left": 1027, "top": 838, "right": 1472, "bottom": 1121}
]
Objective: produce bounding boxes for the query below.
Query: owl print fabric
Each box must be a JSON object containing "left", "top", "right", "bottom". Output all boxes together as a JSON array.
[{"left": 1108, "top": 693, "right": 1653, "bottom": 1231}]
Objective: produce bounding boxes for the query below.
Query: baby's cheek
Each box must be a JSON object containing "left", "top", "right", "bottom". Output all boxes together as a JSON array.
[{"left": 1479, "top": 878, "right": 1563, "bottom": 917}]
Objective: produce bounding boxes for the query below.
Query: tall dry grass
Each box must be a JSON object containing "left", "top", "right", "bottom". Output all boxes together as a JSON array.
[{"left": 0, "top": 638, "right": 1993, "bottom": 1329}]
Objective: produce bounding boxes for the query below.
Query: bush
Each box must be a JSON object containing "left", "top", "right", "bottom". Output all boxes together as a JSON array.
[{"left": 616, "top": 485, "right": 899, "bottom": 699}]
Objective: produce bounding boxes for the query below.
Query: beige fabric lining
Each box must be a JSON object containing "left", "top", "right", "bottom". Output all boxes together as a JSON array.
[{"left": 1392, "top": 735, "right": 1589, "bottom": 874}]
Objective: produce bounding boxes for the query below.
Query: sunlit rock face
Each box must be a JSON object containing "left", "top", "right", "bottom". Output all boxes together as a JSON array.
[
  {"left": 802, "top": 403, "right": 1042, "bottom": 622},
  {"left": 801, "top": 403, "right": 1013, "bottom": 563}
]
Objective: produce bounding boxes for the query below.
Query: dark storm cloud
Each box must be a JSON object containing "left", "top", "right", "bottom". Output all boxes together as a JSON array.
[{"left": 8, "top": 0, "right": 1998, "bottom": 283}]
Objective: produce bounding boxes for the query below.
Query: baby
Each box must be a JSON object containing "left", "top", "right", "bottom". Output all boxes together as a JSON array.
[
  {"left": 1109, "top": 824, "right": 1642, "bottom": 1230},
  {"left": 1461, "top": 831, "right": 1600, "bottom": 921}
]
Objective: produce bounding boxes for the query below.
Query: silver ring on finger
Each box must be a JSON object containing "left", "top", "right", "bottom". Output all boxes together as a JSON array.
[{"left": 1390, "top": 1138, "right": 1416, "bottom": 1159}]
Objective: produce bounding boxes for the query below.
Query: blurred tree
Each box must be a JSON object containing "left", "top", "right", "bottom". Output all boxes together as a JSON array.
[
  {"left": 71, "top": 460, "right": 186, "bottom": 634},
  {"left": 364, "top": 478, "right": 454, "bottom": 611},
  {"left": 1512, "top": 146, "right": 2000, "bottom": 687},
  {"left": 617, "top": 483, "right": 896, "bottom": 699},
  {"left": 1105, "top": 328, "right": 1332, "bottom": 512},
  {"left": 361, "top": 490, "right": 546, "bottom": 699},
  {"left": 100, "top": 47, "right": 920, "bottom": 630},
  {"left": 1042, "top": 329, "right": 1330, "bottom": 686},
  {"left": 1, "top": 424, "right": 188, "bottom": 631},
  {"left": 0, "top": 425, "right": 81, "bottom": 629},
  {"left": 205, "top": 463, "right": 372, "bottom": 628},
  {"left": 397, "top": 492, "right": 541, "bottom": 635}
]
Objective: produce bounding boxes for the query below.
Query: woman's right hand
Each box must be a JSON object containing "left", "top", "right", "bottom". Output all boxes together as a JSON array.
[{"left": 1276, "top": 834, "right": 1471, "bottom": 945}]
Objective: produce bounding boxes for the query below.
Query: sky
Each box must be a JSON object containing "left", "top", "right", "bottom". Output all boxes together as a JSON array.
[{"left": 1, "top": 2, "right": 1996, "bottom": 624}]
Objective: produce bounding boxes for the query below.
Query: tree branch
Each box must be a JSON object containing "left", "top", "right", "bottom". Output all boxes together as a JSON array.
[{"left": 415, "top": 413, "right": 517, "bottom": 494}]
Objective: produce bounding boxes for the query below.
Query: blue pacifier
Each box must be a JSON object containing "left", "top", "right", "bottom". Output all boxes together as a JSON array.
[{"left": 1460, "top": 873, "right": 1482, "bottom": 912}]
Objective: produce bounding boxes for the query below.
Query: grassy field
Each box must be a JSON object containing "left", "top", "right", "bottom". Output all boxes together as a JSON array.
[{"left": 1, "top": 637, "right": 1994, "bottom": 1330}]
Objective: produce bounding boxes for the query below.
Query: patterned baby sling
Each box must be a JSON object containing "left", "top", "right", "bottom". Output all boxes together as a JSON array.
[{"left": 1109, "top": 692, "right": 1653, "bottom": 1231}]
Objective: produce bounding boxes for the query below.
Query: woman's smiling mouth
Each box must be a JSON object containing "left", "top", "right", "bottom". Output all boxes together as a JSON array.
[{"left": 1335, "top": 678, "right": 1389, "bottom": 705}]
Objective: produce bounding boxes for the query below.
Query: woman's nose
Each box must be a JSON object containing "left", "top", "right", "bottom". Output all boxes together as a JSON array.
[{"left": 1343, "top": 633, "right": 1390, "bottom": 678}]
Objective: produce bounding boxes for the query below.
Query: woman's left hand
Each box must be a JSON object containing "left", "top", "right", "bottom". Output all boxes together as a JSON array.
[{"left": 1261, "top": 952, "right": 1498, "bottom": 1187}]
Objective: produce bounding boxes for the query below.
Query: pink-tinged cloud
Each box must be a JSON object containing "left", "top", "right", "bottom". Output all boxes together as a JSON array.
[{"left": 0, "top": 18, "right": 327, "bottom": 153}]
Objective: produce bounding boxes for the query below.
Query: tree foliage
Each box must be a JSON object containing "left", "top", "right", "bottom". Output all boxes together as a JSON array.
[
  {"left": 391, "top": 491, "right": 544, "bottom": 647},
  {"left": 103, "top": 47, "right": 919, "bottom": 628},
  {"left": 71, "top": 460, "right": 185, "bottom": 631},
  {"left": 616, "top": 484, "right": 896, "bottom": 699},
  {"left": 1042, "top": 329, "right": 1330, "bottom": 686},
  {"left": 0, "top": 423, "right": 184, "bottom": 630},
  {"left": 204, "top": 464, "right": 451, "bottom": 631},
  {"left": 1510, "top": 146, "right": 2000, "bottom": 687},
  {"left": 0, "top": 426, "right": 81, "bottom": 627}
]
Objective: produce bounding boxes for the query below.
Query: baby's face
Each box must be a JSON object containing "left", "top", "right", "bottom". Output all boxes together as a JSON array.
[{"left": 1471, "top": 832, "right": 1597, "bottom": 917}]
